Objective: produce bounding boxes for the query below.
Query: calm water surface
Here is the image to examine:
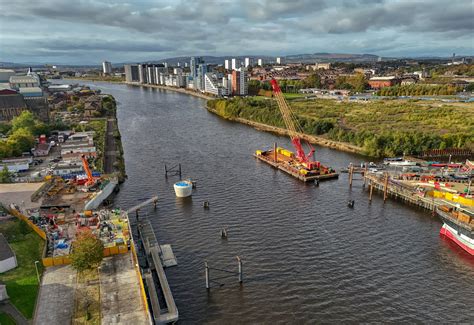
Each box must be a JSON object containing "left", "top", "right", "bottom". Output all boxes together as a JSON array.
[{"left": 78, "top": 81, "right": 474, "bottom": 323}]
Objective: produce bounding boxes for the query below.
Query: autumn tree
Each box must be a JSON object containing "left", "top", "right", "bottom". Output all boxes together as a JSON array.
[{"left": 70, "top": 231, "right": 104, "bottom": 272}]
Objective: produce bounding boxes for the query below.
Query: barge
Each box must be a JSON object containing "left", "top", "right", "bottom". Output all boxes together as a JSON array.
[{"left": 254, "top": 147, "right": 338, "bottom": 182}]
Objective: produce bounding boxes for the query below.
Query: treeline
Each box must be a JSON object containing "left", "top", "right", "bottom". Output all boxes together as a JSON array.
[
  {"left": 326, "top": 128, "right": 470, "bottom": 157},
  {"left": 248, "top": 73, "right": 369, "bottom": 95},
  {"left": 377, "top": 84, "right": 462, "bottom": 96},
  {"left": 0, "top": 111, "right": 50, "bottom": 158},
  {"left": 208, "top": 98, "right": 334, "bottom": 136}
]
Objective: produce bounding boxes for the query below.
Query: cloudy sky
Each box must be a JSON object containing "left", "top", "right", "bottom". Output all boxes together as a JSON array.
[{"left": 0, "top": 0, "right": 473, "bottom": 64}]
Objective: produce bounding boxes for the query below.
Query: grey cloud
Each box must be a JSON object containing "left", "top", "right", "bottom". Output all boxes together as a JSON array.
[
  {"left": 32, "top": 39, "right": 172, "bottom": 52},
  {"left": 0, "top": 0, "right": 473, "bottom": 64}
]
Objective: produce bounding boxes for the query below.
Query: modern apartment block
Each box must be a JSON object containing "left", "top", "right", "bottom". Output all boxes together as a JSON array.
[
  {"left": 102, "top": 61, "right": 112, "bottom": 74},
  {"left": 231, "top": 68, "right": 248, "bottom": 96},
  {"left": 124, "top": 57, "right": 248, "bottom": 97},
  {"left": 244, "top": 57, "right": 252, "bottom": 68}
]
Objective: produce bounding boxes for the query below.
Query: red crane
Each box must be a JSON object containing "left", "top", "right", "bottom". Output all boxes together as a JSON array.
[
  {"left": 270, "top": 79, "right": 320, "bottom": 169},
  {"left": 81, "top": 155, "right": 95, "bottom": 186}
]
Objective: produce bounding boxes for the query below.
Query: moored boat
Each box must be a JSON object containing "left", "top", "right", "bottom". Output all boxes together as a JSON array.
[
  {"left": 383, "top": 158, "right": 418, "bottom": 166},
  {"left": 437, "top": 206, "right": 474, "bottom": 255}
]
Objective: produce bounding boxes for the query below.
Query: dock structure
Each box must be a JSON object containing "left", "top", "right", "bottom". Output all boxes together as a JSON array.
[
  {"left": 364, "top": 173, "right": 444, "bottom": 211},
  {"left": 254, "top": 153, "right": 338, "bottom": 182},
  {"left": 138, "top": 220, "right": 178, "bottom": 324},
  {"left": 126, "top": 195, "right": 158, "bottom": 214}
]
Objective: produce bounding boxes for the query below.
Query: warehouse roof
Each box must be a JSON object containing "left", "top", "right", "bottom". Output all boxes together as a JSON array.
[{"left": 9, "top": 75, "right": 38, "bottom": 83}]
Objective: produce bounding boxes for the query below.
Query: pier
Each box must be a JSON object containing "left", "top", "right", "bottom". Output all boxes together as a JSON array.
[
  {"left": 361, "top": 172, "right": 473, "bottom": 213},
  {"left": 137, "top": 219, "right": 178, "bottom": 324}
]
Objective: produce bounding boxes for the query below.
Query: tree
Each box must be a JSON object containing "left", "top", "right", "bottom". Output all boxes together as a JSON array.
[
  {"left": 303, "top": 73, "right": 322, "bottom": 88},
  {"left": 7, "top": 127, "right": 35, "bottom": 156},
  {"left": 11, "top": 111, "right": 36, "bottom": 133},
  {"left": 0, "top": 166, "right": 12, "bottom": 183},
  {"left": 70, "top": 231, "right": 104, "bottom": 272}
]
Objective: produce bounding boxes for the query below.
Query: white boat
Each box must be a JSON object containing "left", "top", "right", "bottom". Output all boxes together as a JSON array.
[
  {"left": 383, "top": 159, "right": 418, "bottom": 166},
  {"left": 84, "top": 178, "right": 118, "bottom": 210},
  {"left": 173, "top": 180, "right": 193, "bottom": 197}
]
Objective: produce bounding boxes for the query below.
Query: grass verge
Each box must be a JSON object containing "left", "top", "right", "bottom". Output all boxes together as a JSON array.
[{"left": 0, "top": 218, "right": 44, "bottom": 319}]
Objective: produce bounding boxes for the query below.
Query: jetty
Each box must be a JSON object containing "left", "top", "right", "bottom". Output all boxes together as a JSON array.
[
  {"left": 360, "top": 171, "right": 473, "bottom": 213},
  {"left": 137, "top": 219, "right": 178, "bottom": 324}
]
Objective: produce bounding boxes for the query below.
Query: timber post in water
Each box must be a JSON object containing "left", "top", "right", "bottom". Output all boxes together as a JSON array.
[
  {"left": 165, "top": 163, "right": 182, "bottom": 178},
  {"left": 369, "top": 181, "right": 374, "bottom": 202},
  {"left": 349, "top": 163, "right": 354, "bottom": 187}
]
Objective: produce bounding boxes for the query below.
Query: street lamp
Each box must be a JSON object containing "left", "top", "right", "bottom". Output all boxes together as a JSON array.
[{"left": 34, "top": 260, "right": 40, "bottom": 284}]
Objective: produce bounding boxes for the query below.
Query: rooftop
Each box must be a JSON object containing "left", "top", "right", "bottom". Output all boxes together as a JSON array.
[
  {"left": 369, "top": 76, "right": 398, "bottom": 81},
  {"left": 9, "top": 75, "right": 38, "bottom": 83}
]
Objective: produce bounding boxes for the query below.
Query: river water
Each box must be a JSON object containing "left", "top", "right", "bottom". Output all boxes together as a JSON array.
[{"left": 74, "top": 81, "right": 473, "bottom": 323}]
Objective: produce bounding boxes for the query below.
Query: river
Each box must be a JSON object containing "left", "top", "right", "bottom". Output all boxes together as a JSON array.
[{"left": 68, "top": 81, "right": 474, "bottom": 323}]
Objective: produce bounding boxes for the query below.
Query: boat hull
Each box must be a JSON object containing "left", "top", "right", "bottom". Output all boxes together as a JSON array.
[
  {"left": 84, "top": 179, "right": 118, "bottom": 210},
  {"left": 440, "top": 223, "right": 474, "bottom": 256}
]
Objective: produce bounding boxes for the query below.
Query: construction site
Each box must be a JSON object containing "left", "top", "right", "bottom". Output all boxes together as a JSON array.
[{"left": 254, "top": 78, "right": 338, "bottom": 182}]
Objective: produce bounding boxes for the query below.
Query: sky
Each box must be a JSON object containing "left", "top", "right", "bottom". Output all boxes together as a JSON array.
[{"left": 0, "top": 0, "right": 473, "bottom": 65}]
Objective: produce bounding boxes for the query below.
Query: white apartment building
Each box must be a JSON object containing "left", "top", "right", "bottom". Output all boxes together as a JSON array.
[{"left": 102, "top": 61, "right": 112, "bottom": 74}]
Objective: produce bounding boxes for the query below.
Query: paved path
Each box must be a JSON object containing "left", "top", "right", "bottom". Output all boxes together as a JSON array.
[
  {"left": 104, "top": 118, "right": 117, "bottom": 174},
  {"left": 100, "top": 253, "right": 148, "bottom": 324},
  {"left": 0, "top": 301, "right": 30, "bottom": 325},
  {"left": 34, "top": 265, "right": 76, "bottom": 325}
]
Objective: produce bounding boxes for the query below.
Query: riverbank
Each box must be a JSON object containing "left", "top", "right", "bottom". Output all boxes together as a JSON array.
[
  {"left": 207, "top": 97, "right": 474, "bottom": 158},
  {"left": 124, "top": 82, "right": 214, "bottom": 100},
  {"left": 206, "top": 106, "right": 365, "bottom": 155}
]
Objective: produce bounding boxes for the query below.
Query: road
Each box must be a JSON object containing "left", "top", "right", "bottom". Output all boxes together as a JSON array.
[{"left": 104, "top": 118, "right": 117, "bottom": 174}]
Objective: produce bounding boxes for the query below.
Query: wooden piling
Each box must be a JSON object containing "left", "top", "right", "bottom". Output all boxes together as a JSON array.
[
  {"left": 363, "top": 165, "right": 368, "bottom": 187},
  {"left": 369, "top": 182, "right": 373, "bottom": 202},
  {"left": 383, "top": 173, "right": 389, "bottom": 201},
  {"left": 349, "top": 164, "right": 353, "bottom": 188},
  {"left": 237, "top": 256, "right": 242, "bottom": 284},
  {"left": 205, "top": 261, "right": 209, "bottom": 289},
  {"left": 273, "top": 142, "right": 277, "bottom": 162}
]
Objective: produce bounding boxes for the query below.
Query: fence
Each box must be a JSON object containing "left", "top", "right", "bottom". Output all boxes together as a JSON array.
[
  {"left": 9, "top": 206, "right": 47, "bottom": 240},
  {"left": 41, "top": 244, "right": 129, "bottom": 267}
]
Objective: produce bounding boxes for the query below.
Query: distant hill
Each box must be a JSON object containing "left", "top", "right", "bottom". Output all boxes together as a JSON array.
[
  {"left": 3, "top": 53, "right": 472, "bottom": 68},
  {"left": 284, "top": 53, "right": 380, "bottom": 63}
]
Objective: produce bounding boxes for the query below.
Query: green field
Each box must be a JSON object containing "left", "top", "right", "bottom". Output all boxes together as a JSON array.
[
  {"left": 0, "top": 218, "right": 44, "bottom": 319},
  {"left": 208, "top": 97, "right": 474, "bottom": 157}
]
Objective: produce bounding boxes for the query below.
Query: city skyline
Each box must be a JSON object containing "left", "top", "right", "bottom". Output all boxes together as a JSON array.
[{"left": 0, "top": 0, "right": 473, "bottom": 64}]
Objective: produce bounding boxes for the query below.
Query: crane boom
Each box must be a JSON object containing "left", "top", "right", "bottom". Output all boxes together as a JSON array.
[
  {"left": 81, "top": 155, "right": 95, "bottom": 186},
  {"left": 270, "top": 79, "right": 316, "bottom": 165}
]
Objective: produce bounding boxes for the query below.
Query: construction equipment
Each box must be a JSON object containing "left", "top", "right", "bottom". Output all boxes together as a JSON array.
[
  {"left": 269, "top": 79, "right": 319, "bottom": 169},
  {"left": 254, "top": 78, "right": 338, "bottom": 182},
  {"left": 81, "top": 155, "right": 97, "bottom": 187}
]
